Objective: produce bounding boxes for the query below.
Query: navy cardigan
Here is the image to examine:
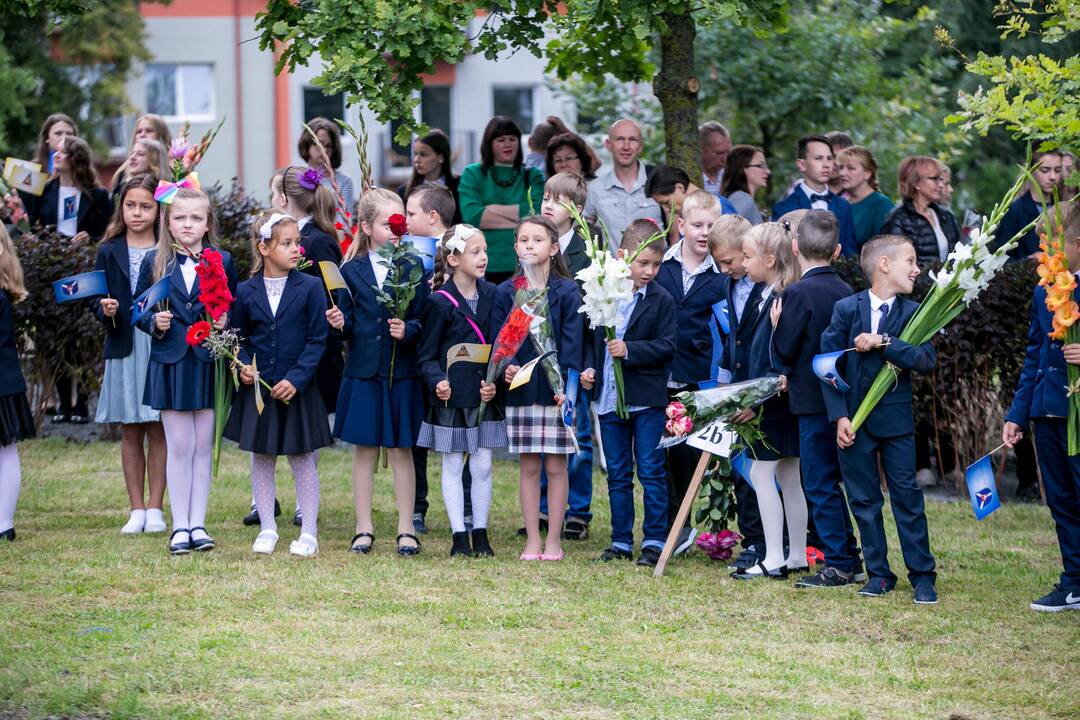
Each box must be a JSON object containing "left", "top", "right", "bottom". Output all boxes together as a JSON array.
[
  {"left": 334, "top": 252, "right": 430, "bottom": 380},
  {"left": 93, "top": 236, "right": 154, "bottom": 359},
  {"left": 417, "top": 278, "right": 498, "bottom": 408},
  {"left": 230, "top": 270, "right": 328, "bottom": 392},
  {"left": 133, "top": 249, "right": 239, "bottom": 364}
]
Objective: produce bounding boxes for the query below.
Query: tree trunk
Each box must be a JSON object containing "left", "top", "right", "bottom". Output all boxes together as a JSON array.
[{"left": 654, "top": 10, "right": 701, "bottom": 184}]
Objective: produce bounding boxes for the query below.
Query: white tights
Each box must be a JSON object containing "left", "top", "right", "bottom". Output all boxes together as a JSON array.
[
  {"left": 0, "top": 443, "right": 20, "bottom": 533},
  {"left": 440, "top": 448, "right": 493, "bottom": 533},
  {"left": 160, "top": 409, "right": 214, "bottom": 534},
  {"left": 251, "top": 452, "right": 320, "bottom": 537},
  {"left": 749, "top": 457, "right": 807, "bottom": 570}
]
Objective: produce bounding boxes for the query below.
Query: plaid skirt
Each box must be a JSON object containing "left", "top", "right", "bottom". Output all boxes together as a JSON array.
[{"left": 506, "top": 404, "right": 576, "bottom": 455}]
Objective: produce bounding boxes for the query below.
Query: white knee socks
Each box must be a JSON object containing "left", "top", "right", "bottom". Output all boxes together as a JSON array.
[
  {"left": 440, "top": 448, "right": 493, "bottom": 533},
  {"left": 0, "top": 442, "right": 21, "bottom": 533}
]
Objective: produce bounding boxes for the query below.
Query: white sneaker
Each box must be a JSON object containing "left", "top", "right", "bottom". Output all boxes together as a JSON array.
[
  {"left": 289, "top": 533, "right": 319, "bottom": 558},
  {"left": 121, "top": 509, "right": 146, "bottom": 534},
  {"left": 144, "top": 508, "right": 167, "bottom": 533},
  {"left": 252, "top": 529, "right": 279, "bottom": 554}
]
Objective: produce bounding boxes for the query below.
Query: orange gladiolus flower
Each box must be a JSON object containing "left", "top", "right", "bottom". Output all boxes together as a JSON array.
[
  {"left": 1055, "top": 271, "right": 1079, "bottom": 292},
  {"left": 1037, "top": 262, "right": 1055, "bottom": 286},
  {"left": 1047, "top": 288, "right": 1072, "bottom": 312}
]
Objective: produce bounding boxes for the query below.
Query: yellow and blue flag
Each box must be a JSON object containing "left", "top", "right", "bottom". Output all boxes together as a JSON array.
[
  {"left": 445, "top": 342, "right": 491, "bottom": 370},
  {"left": 318, "top": 260, "right": 351, "bottom": 299},
  {"left": 965, "top": 452, "right": 1002, "bottom": 520},
  {"left": 812, "top": 350, "right": 850, "bottom": 393},
  {"left": 131, "top": 277, "right": 170, "bottom": 324},
  {"left": 53, "top": 270, "right": 108, "bottom": 304}
]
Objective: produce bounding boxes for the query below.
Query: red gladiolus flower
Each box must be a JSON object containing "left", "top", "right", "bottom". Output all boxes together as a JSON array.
[
  {"left": 340, "top": 237, "right": 353, "bottom": 256},
  {"left": 388, "top": 213, "right": 408, "bottom": 237},
  {"left": 195, "top": 249, "right": 233, "bottom": 321},
  {"left": 335, "top": 221, "right": 344, "bottom": 231},
  {"left": 512, "top": 275, "right": 528, "bottom": 290},
  {"left": 186, "top": 320, "right": 212, "bottom": 346},
  {"left": 491, "top": 307, "right": 532, "bottom": 364}
]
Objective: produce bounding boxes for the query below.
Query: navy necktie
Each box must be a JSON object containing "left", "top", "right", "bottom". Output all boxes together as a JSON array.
[{"left": 878, "top": 302, "right": 890, "bottom": 333}]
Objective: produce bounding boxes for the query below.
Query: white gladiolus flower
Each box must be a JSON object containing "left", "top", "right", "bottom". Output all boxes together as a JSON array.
[
  {"left": 930, "top": 268, "right": 954, "bottom": 289},
  {"left": 949, "top": 242, "right": 973, "bottom": 265}
]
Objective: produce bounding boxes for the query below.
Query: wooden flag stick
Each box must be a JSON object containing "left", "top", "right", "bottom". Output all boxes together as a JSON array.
[{"left": 654, "top": 450, "right": 712, "bottom": 577}]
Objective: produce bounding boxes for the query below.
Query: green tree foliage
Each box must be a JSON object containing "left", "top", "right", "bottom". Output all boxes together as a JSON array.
[
  {"left": 256, "top": 1, "right": 787, "bottom": 175},
  {"left": 0, "top": 1, "right": 151, "bottom": 156}
]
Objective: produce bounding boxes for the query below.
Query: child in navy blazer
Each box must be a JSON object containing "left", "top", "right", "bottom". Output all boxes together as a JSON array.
[
  {"left": 820, "top": 235, "right": 938, "bottom": 603},
  {"left": 1003, "top": 202, "right": 1080, "bottom": 613},
  {"left": 772, "top": 211, "right": 863, "bottom": 588},
  {"left": 730, "top": 222, "right": 808, "bottom": 580},
  {"left": 417, "top": 225, "right": 505, "bottom": 557},
  {"left": 493, "top": 216, "right": 583, "bottom": 561},
  {"left": 771, "top": 135, "right": 857, "bottom": 257},
  {"left": 134, "top": 187, "right": 238, "bottom": 555},
  {"left": 581, "top": 223, "right": 676, "bottom": 567},
  {"left": 326, "top": 189, "right": 430, "bottom": 557},
  {"left": 94, "top": 174, "right": 168, "bottom": 536},
  {"left": 654, "top": 190, "right": 726, "bottom": 555},
  {"left": 0, "top": 224, "right": 35, "bottom": 543},
  {"left": 224, "top": 212, "right": 331, "bottom": 557}
]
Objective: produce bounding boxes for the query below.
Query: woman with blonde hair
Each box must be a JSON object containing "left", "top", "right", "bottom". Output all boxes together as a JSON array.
[
  {"left": 836, "top": 146, "right": 894, "bottom": 250},
  {"left": 881, "top": 155, "right": 960, "bottom": 263}
]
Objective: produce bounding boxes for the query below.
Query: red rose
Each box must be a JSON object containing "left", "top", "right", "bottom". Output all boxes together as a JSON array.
[
  {"left": 512, "top": 275, "right": 528, "bottom": 290},
  {"left": 388, "top": 213, "right": 408, "bottom": 238},
  {"left": 186, "top": 320, "right": 212, "bottom": 347}
]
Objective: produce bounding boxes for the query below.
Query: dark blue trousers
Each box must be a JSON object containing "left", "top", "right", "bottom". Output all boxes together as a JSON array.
[
  {"left": 839, "top": 427, "right": 936, "bottom": 587},
  {"left": 1032, "top": 418, "right": 1080, "bottom": 590},
  {"left": 799, "top": 413, "right": 859, "bottom": 573}
]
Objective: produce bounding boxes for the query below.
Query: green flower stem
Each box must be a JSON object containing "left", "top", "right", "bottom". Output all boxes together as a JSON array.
[{"left": 605, "top": 326, "right": 629, "bottom": 420}]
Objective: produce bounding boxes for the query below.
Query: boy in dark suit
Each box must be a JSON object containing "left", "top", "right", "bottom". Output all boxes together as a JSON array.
[
  {"left": 773, "top": 210, "right": 863, "bottom": 588},
  {"left": 819, "top": 235, "right": 938, "bottom": 604},
  {"left": 771, "top": 135, "right": 857, "bottom": 257},
  {"left": 539, "top": 171, "right": 594, "bottom": 539},
  {"left": 1003, "top": 201, "right": 1080, "bottom": 612},
  {"left": 581, "top": 222, "right": 677, "bottom": 566}
]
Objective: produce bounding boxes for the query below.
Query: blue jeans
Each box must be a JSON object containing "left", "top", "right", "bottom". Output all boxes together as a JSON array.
[
  {"left": 540, "top": 387, "right": 594, "bottom": 522},
  {"left": 599, "top": 407, "right": 669, "bottom": 552},
  {"left": 798, "top": 414, "right": 859, "bottom": 573}
]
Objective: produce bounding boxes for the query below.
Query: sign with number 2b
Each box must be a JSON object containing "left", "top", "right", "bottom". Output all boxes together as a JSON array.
[{"left": 686, "top": 421, "right": 735, "bottom": 457}]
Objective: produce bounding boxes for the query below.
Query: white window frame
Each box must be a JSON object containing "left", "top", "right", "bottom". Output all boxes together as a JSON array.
[{"left": 146, "top": 63, "right": 216, "bottom": 123}]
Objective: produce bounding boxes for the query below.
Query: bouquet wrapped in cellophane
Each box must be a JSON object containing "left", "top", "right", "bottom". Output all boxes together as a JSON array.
[{"left": 658, "top": 377, "right": 782, "bottom": 449}]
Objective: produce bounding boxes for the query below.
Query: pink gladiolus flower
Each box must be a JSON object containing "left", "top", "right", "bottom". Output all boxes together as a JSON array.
[
  {"left": 169, "top": 138, "right": 191, "bottom": 160},
  {"left": 666, "top": 401, "right": 686, "bottom": 419}
]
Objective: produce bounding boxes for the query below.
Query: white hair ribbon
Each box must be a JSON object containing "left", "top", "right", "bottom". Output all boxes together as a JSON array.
[
  {"left": 259, "top": 213, "right": 292, "bottom": 240},
  {"left": 441, "top": 225, "right": 475, "bottom": 254}
]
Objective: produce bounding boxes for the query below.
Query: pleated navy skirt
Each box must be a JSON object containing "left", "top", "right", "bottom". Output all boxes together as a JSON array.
[
  {"left": 0, "top": 392, "right": 35, "bottom": 446},
  {"left": 334, "top": 376, "right": 423, "bottom": 448},
  {"left": 224, "top": 384, "right": 332, "bottom": 455},
  {"left": 748, "top": 396, "right": 800, "bottom": 461},
  {"left": 144, "top": 354, "right": 215, "bottom": 411}
]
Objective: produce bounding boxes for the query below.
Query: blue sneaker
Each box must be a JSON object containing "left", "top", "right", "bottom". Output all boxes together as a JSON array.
[
  {"left": 913, "top": 582, "right": 938, "bottom": 605},
  {"left": 1030, "top": 584, "right": 1080, "bottom": 613},
  {"left": 857, "top": 577, "right": 894, "bottom": 598}
]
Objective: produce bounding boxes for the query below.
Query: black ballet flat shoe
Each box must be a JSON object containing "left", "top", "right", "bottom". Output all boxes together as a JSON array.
[
  {"left": 470, "top": 528, "right": 494, "bottom": 558},
  {"left": 242, "top": 498, "right": 282, "bottom": 526},
  {"left": 450, "top": 531, "right": 472, "bottom": 557},
  {"left": 731, "top": 561, "right": 789, "bottom": 581},
  {"left": 69, "top": 414, "right": 90, "bottom": 425},
  {"left": 0, "top": 528, "right": 15, "bottom": 543},
  {"left": 350, "top": 532, "right": 374, "bottom": 554},
  {"left": 189, "top": 526, "right": 215, "bottom": 552},
  {"left": 396, "top": 533, "right": 421, "bottom": 557},
  {"left": 169, "top": 528, "right": 191, "bottom": 555},
  {"left": 51, "top": 413, "right": 70, "bottom": 424}
]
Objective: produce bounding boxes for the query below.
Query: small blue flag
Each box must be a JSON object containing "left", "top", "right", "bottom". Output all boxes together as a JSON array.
[
  {"left": 812, "top": 350, "right": 850, "bottom": 393},
  {"left": 53, "top": 270, "right": 108, "bottom": 304},
  {"left": 402, "top": 235, "right": 437, "bottom": 272},
  {"left": 131, "top": 277, "right": 170, "bottom": 324},
  {"left": 563, "top": 369, "right": 579, "bottom": 428},
  {"left": 731, "top": 450, "right": 752, "bottom": 484},
  {"left": 965, "top": 453, "right": 1002, "bottom": 520},
  {"left": 699, "top": 379, "right": 719, "bottom": 390}
]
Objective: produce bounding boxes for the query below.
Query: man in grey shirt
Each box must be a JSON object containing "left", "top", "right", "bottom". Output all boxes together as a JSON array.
[{"left": 584, "top": 118, "right": 662, "bottom": 251}]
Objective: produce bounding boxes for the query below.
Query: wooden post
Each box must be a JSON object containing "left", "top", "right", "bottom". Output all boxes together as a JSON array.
[{"left": 653, "top": 451, "right": 712, "bottom": 577}]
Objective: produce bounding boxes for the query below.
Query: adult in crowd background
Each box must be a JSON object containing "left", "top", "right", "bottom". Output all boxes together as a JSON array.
[
  {"left": 458, "top": 116, "right": 545, "bottom": 284},
  {"left": 584, "top": 118, "right": 662, "bottom": 251},
  {"left": 699, "top": 121, "right": 732, "bottom": 195},
  {"left": 825, "top": 131, "right": 854, "bottom": 196},
  {"left": 396, "top": 128, "right": 462, "bottom": 225},
  {"left": 298, "top": 117, "right": 355, "bottom": 220},
  {"left": 720, "top": 145, "right": 770, "bottom": 225},
  {"left": 996, "top": 149, "right": 1063, "bottom": 260},
  {"left": 881, "top": 155, "right": 960, "bottom": 263},
  {"left": 836, "top": 145, "right": 894, "bottom": 249},
  {"left": 545, "top": 132, "right": 597, "bottom": 182}
]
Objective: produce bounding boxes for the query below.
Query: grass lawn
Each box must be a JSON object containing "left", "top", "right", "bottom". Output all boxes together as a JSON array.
[{"left": 1, "top": 438, "right": 1078, "bottom": 719}]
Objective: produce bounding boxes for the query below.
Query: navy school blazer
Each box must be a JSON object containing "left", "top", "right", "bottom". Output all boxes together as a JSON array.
[
  {"left": 771, "top": 188, "right": 857, "bottom": 258},
  {"left": 491, "top": 274, "right": 583, "bottom": 407},
  {"left": 561, "top": 230, "right": 591, "bottom": 293},
  {"left": 21, "top": 178, "right": 113, "bottom": 242},
  {"left": 333, "top": 252, "right": 430, "bottom": 380},
  {"left": 720, "top": 277, "right": 765, "bottom": 383},
  {"left": 655, "top": 256, "right": 728, "bottom": 386},
  {"left": 0, "top": 290, "right": 27, "bottom": 396},
  {"left": 819, "top": 291, "right": 936, "bottom": 438},
  {"left": 1005, "top": 283, "right": 1078, "bottom": 427},
  {"left": 417, "top": 278, "right": 498, "bottom": 408},
  {"left": 230, "top": 270, "right": 328, "bottom": 392},
  {"left": 300, "top": 221, "right": 343, "bottom": 270},
  {"left": 133, "top": 249, "right": 239, "bottom": 365},
  {"left": 771, "top": 266, "right": 854, "bottom": 415},
  {"left": 93, "top": 235, "right": 154, "bottom": 359},
  {"left": 583, "top": 281, "right": 677, "bottom": 408}
]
